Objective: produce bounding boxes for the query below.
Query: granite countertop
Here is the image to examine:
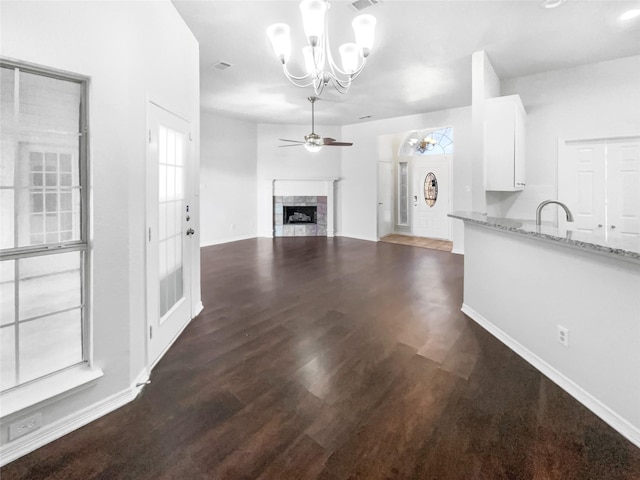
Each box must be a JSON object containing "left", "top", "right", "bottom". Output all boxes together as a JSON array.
[{"left": 448, "top": 211, "right": 640, "bottom": 262}]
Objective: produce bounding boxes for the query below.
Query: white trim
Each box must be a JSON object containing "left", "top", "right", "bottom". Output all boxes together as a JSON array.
[
  {"left": 461, "top": 303, "right": 640, "bottom": 449},
  {"left": 0, "top": 384, "right": 137, "bottom": 467},
  {"left": 200, "top": 234, "right": 256, "bottom": 247},
  {"left": 193, "top": 301, "right": 204, "bottom": 317},
  {"left": 149, "top": 315, "right": 195, "bottom": 371},
  {"left": 342, "top": 233, "right": 378, "bottom": 242},
  {"left": 131, "top": 368, "right": 150, "bottom": 396},
  {"left": 0, "top": 365, "right": 103, "bottom": 418},
  {"left": 451, "top": 247, "right": 464, "bottom": 255}
]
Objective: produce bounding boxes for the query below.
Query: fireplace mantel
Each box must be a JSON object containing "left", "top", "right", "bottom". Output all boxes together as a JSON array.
[{"left": 269, "top": 178, "right": 340, "bottom": 237}]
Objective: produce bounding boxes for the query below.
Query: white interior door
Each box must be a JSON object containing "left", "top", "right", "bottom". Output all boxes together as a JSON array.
[
  {"left": 147, "top": 103, "right": 192, "bottom": 366},
  {"left": 559, "top": 141, "right": 606, "bottom": 233},
  {"left": 377, "top": 162, "right": 393, "bottom": 239},
  {"left": 412, "top": 156, "right": 450, "bottom": 239},
  {"left": 559, "top": 137, "right": 639, "bottom": 236},
  {"left": 607, "top": 139, "right": 640, "bottom": 236}
]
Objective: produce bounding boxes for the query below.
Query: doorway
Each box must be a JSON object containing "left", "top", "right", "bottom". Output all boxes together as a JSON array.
[
  {"left": 146, "top": 103, "right": 193, "bottom": 367},
  {"left": 377, "top": 162, "right": 393, "bottom": 239},
  {"left": 411, "top": 155, "right": 451, "bottom": 240}
]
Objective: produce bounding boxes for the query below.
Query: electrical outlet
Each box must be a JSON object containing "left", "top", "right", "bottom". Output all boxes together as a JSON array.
[
  {"left": 9, "top": 413, "right": 42, "bottom": 441},
  {"left": 557, "top": 325, "right": 569, "bottom": 347}
]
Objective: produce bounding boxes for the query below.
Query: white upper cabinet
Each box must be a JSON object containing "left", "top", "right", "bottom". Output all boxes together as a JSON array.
[{"left": 485, "top": 95, "right": 526, "bottom": 191}]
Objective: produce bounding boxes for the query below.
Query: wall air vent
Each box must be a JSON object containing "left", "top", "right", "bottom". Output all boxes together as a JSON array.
[
  {"left": 212, "top": 61, "right": 232, "bottom": 71},
  {"left": 350, "top": 0, "right": 381, "bottom": 12}
]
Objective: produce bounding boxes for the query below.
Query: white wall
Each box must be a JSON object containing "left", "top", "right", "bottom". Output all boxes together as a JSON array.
[
  {"left": 493, "top": 55, "right": 640, "bottom": 219},
  {"left": 471, "top": 51, "right": 501, "bottom": 214},
  {"left": 256, "top": 123, "right": 342, "bottom": 237},
  {"left": 0, "top": 0, "right": 200, "bottom": 457},
  {"left": 463, "top": 224, "right": 640, "bottom": 446},
  {"left": 200, "top": 111, "right": 257, "bottom": 245},
  {"left": 340, "top": 107, "right": 472, "bottom": 251}
]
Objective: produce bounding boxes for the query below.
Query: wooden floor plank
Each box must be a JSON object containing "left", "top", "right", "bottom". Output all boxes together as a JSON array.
[{"left": 2, "top": 237, "right": 639, "bottom": 480}]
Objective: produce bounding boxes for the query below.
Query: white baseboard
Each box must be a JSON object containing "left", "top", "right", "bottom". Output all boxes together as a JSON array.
[
  {"left": 0, "top": 386, "right": 137, "bottom": 467},
  {"left": 451, "top": 247, "right": 464, "bottom": 255},
  {"left": 194, "top": 301, "right": 204, "bottom": 317},
  {"left": 461, "top": 303, "right": 640, "bottom": 448},
  {"left": 340, "top": 233, "right": 378, "bottom": 242},
  {"left": 200, "top": 234, "right": 256, "bottom": 247}
]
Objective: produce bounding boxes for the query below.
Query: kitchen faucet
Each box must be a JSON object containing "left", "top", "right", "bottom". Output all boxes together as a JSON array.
[{"left": 536, "top": 200, "right": 574, "bottom": 226}]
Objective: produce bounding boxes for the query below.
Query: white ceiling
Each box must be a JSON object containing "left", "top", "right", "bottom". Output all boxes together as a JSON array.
[{"left": 172, "top": 0, "right": 640, "bottom": 126}]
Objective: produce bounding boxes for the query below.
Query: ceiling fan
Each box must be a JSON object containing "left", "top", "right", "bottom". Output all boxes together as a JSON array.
[{"left": 278, "top": 96, "right": 353, "bottom": 152}]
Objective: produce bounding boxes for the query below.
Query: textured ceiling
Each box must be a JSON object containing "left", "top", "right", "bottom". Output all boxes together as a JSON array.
[{"left": 172, "top": 0, "right": 640, "bottom": 125}]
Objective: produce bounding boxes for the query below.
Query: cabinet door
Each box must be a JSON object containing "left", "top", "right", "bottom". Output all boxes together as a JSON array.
[
  {"left": 485, "top": 95, "right": 526, "bottom": 192},
  {"left": 485, "top": 100, "right": 516, "bottom": 191},
  {"left": 514, "top": 107, "right": 526, "bottom": 189}
]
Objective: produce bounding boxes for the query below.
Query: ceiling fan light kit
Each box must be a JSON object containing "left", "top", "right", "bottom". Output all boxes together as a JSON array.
[
  {"left": 278, "top": 97, "right": 353, "bottom": 152},
  {"left": 267, "top": 0, "right": 377, "bottom": 95}
]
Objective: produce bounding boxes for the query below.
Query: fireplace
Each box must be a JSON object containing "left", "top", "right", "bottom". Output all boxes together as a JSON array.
[
  {"left": 284, "top": 206, "right": 317, "bottom": 224},
  {"left": 273, "top": 195, "right": 327, "bottom": 237}
]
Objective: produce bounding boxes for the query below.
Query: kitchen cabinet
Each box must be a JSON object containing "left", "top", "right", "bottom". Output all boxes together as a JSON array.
[{"left": 485, "top": 94, "right": 526, "bottom": 191}]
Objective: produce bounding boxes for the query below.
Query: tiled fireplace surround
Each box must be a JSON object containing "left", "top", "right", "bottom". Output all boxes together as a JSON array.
[
  {"left": 274, "top": 196, "right": 327, "bottom": 237},
  {"left": 270, "top": 178, "right": 338, "bottom": 237}
]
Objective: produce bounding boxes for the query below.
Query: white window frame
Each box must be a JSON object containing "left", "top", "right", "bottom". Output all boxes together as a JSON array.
[
  {"left": 397, "top": 161, "right": 409, "bottom": 226},
  {"left": 0, "top": 59, "right": 101, "bottom": 417}
]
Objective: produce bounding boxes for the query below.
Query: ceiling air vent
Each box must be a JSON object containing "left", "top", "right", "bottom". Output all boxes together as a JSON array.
[
  {"left": 212, "top": 61, "right": 232, "bottom": 71},
  {"left": 358, "top": 115, "right": 372, "bottom": 120},
  {"left": 350, "top": 0, "right": 381, "bottom": 12}
]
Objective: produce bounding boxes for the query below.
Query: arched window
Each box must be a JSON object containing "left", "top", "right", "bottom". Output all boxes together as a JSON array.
[{"left": 398, "top": 126, "right": 453, "bottom": 156}]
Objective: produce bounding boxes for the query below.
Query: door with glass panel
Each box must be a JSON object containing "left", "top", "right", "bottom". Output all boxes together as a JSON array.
[
  {"left": 0, "top": 63, "right": 88, "bottom": 392},
  {"left": 146, "top": 103, "right": 192, "bottom": 366},
  {"left": 411, "top": 156, "right": 451, "bottom": 240}
]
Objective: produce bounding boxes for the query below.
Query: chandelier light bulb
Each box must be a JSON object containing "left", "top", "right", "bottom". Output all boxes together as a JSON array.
[
  {"left": 352, "top": 14, "right": 376, "bottom": 57},
  {"left": 339, "top": 43, "right": 359, "bottom": 74},
  {"left": 300, "top": 0, "right": 327, "bottom": 47},
  {"left": 303, "top": 45, "right": 325, "bottom": 74},
  {"left": 266, "top": 23, "right": 292, "bottom": 64}
]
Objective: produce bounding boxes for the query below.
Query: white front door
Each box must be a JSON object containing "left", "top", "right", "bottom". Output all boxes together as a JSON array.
[
  {"left": 147, "top": 103, "right": 192, "bottom": 366},
  {"left": 377, "top": 162, "right": 393, "bottom": 239},
  {"left": 412, "top": 156, "right": 450, "bottom": 240}
]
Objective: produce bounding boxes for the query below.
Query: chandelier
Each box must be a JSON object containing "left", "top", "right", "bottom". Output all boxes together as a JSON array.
[{"left": 266, "top": 0, "right": 376, "bottom": 96}]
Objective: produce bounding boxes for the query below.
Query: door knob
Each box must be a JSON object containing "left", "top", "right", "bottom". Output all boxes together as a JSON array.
[
  {"left": 186, "top": 228, "right": 195, "bottom": 236},
  {"left": 378, "top": 202, "right": 383, "bottom": 205},
  {"left": 598, "top": 224, "right": 602, "bottom": 228},
  {"left": 610, "top": 225, "right": 616, "bottom": 229}
]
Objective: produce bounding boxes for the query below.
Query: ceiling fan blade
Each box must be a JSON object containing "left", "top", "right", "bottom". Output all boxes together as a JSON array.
[
  {"left": 322, "top": 137, "right": 336, "bottom": 144},
  {"left": 278, "top": 144, "right": 304, "bottom": 148},
  {"left": 278, "top": 138, "right": 305, "bottom": 143},
  {"left": 324, "top": 141, "right": 353, "bottom": 146}
]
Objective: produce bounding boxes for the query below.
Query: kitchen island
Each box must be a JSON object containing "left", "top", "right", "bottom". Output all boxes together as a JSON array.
[{"left": 450, "top": 211, "right": 640, "bottom": 448}]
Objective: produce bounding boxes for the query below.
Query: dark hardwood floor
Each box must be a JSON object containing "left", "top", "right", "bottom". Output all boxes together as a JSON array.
[{"left": 2, "top": 237, "right": 640, "bottom": 479}]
